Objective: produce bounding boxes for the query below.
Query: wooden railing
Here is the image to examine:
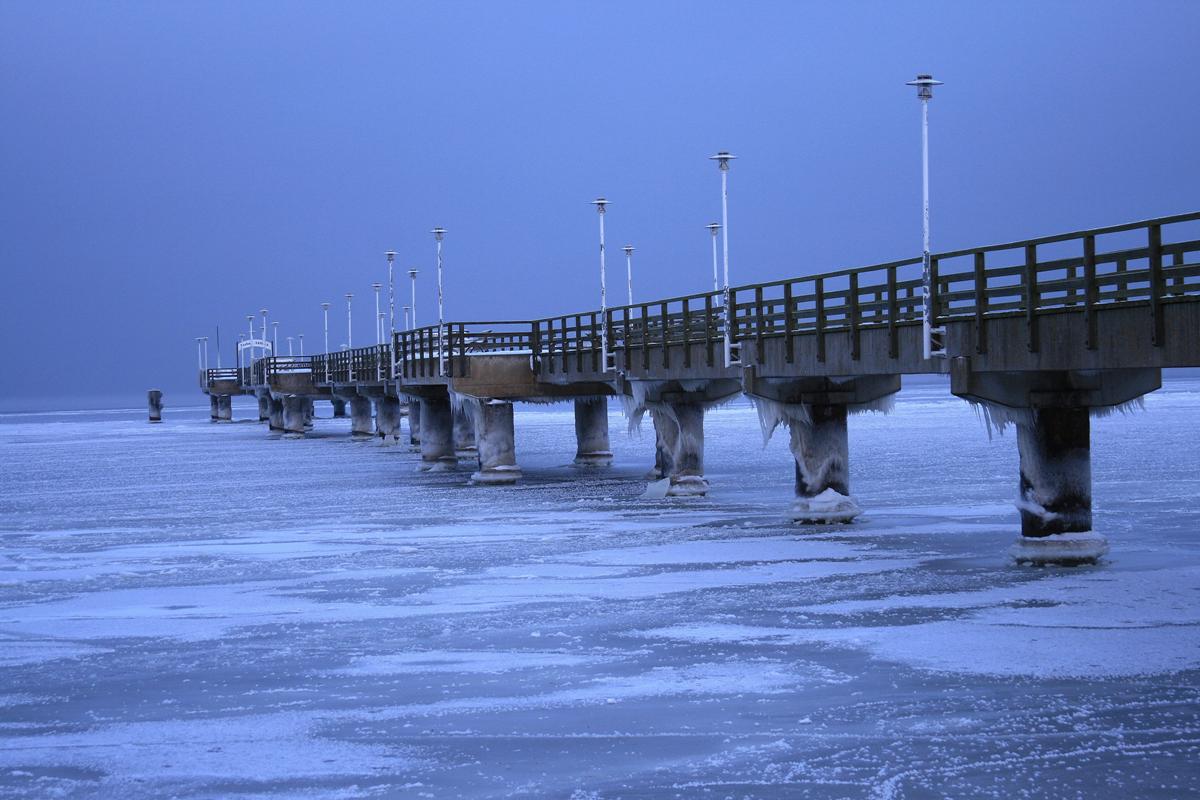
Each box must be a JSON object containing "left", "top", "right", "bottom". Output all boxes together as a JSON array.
[
  {"left": 203, "top": 367, "right": 240, "bottom": 388},
  {"left": 250, "top": 356, "right": 314, "bottom": 387},
  {"left": 394, "top": 322, "right": 536, "bottom": 379},
  {"left": 312, "top": 345, "right": 392, "bottom": 384}
]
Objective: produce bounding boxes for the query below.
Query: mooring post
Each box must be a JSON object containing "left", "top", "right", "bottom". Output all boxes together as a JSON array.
[{"left": 147, "top": 390, "right": 163, "bottom": 423}]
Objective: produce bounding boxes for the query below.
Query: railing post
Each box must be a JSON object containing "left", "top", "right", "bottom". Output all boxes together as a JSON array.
[
  {"left": 815, "top": 277, "right": 826, "bottom": 363},
  {"left": 531, "top": 321, "right": 541, "bottom": 372},
  {"left": 725, "top": 288, "right": 737, "bottom": 366},
  {"left": 641, "top": 304, "right": 650, "bottom": 371},
  {"left": 682, "top": 298, "right": 692, "bottom": 368},
  {"left": 704, "top": 295, "right": 714, "bottom": 367},
  {"left": 1171, "top": 251, "right": 1185, "bottom": 297},
  {"left": 1025, "top": 244, "right": 1039, "bottom": 353},
  {"left": 783, "top": 281, "right": 795, "bottom": 364},
  {"left": 754, "top": 286, "right": 765, "bottom": 365},
  {"left": 849, "top": 272, "right": 860, "bottom": 361},
  {"left": 886, "top": 267, "right": 898, "bottom": 359},
  {"left": 560, "top": 316, "right": 569, "bottom": 373},
  {"left": 574, "top": 314, "right": 583, "bottom": 373},
  {"left": 605, "top": 308, "right": 615, "bottom": 371},
  {"left": 1149, "top": 223, "right": 1165, "bottom": 346},
  {"left": 1084, "top": 235, "right": 1098, "bottom": 351},
  {"left": 660, "top": 302, "right": 669, "bottom": 369},
  {"left": 974, "top": 251, "right": 988, "bottom": 355}
]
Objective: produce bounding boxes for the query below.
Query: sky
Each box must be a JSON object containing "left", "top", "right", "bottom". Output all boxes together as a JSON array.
[{"left": 2, "top": 0, "right": 1197, "bottom": 405}]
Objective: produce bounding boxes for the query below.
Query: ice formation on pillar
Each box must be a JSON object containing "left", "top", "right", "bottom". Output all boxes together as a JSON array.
[
  {"left": 374, "top": 397, "right": 401, "bottom": 446},
  {"left": 573, "top": 397, "right": 612, "bottom": 467},
  {"left": 257, "top": 394, "right": 271, "bottom": 423},
  {"left": 470, "top": 399, "right": 521, "bottom": 485},
  {"left": 348, "top": 396, "right": 373, "bottom": 438},
  {"left": 418, "top": 397, "right": 457, "bottom": 472},
  {"left": 450, "top": 393, "right": 479, "bottom": 459},
  {"left": 281, "top": 395, "right": 306, "bottom": 439}
]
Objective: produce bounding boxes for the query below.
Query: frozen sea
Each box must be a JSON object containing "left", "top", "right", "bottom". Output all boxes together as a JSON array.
[{"left": 1, "top": 377, "right": 1198, "bottom": 799}]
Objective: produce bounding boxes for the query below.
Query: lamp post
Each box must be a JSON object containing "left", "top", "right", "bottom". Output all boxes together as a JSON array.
[
  {"left": 403, "top": 305, "right": 411, "bottom": 330},
  {"left": 906, "top": 73, "right": 945, "bottom": 360},
  {"left": 246, "top": 314, "right": 255, "bottom": 342},
  {"left": 408, "top": 269, "right": 418, "bottom": 328},
  {"left": 298, "top": 333, "right": 304, "bottom": 356},
  {"left": 385, "top": 250, "right": 397, "bottom": 335},
  {"left": 372, "top": 282, "right": 383, "bottom": 345},
  {"left": 623, "top": 245, "right": 634, "bottom": 306},
  {"left": 286, "top": 336, "right": 294, "bottom": 356},
  {"left": 195, "top": 337, "right": 205, "bottom": 376},
  {"left": 272, "top": 321, "right": 279, "bottom": 354},
  {"left": 259, "top": 309, "right": 269, "bottom": 352},
  {"left": 321, "top": 302, "right": 330, "bottom": 354},
  {"left": 200, "top": 336, "right": 209, "bottom": 372},
  {"left": 706, "top": 222, "right": 721, "bottom": 293},
  {"left": 432, "top": 227, "right": 446, "bottom": 373},
  {"left": 708, "top": 152, "right": 736, "bottom": 365},
  {"left": 591, "top": 197, "right": 609, "bottom": 365},
  {"left": 345, "top": 293, "right": 353, "bottom": 349}
]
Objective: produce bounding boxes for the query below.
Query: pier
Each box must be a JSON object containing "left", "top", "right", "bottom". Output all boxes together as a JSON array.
[{"left": 198, "top": 211, "right": 1200, "bottom": 564}]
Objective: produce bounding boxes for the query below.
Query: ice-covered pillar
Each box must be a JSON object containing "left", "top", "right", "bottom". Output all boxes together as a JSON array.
[
  {"left": 1012, "top": 407, "right": 1103, "bottom": 564},
  {"left": 147, "top": 390, "right": 163, "bottom": 423},
  {"left": 646, "top": 407, "right": 677, "bottom": 480},
  {"left": 375, "top": 396, "right": 402, "bottom": 445},
  {"left": 209, "top": 394, "right": 220, "bottom": 422},
  {"left": 454, "top": 408, "right": 478, "bottom": 458},
  {"left": 268, "top": 396, "right": 285, "bottom": 431},
  {"left": 408, "top": 398, "right": 422, "bottom": 448},
  {"left": 418, "top": 397, "right": 456, "bottom": 471},
  {"left": 573, "top": 398, "right": 612, "bottom": 466},
  {"left": 331, "top": 398, "right": 347, "bottom": 418},
  {"left": 301, "top": 397, "right": 314, "bottom": 430},
  {"left": 217, "top": 394, "right": 233, "bottom": 422},
  {"left": 257, "top": 394, "right": 270, "bottom": 422},
  {"left": 349, "top": 396, "right": 373, "bottom": 438},
  {"left": 789, "top": 404, "right": 861, "bottom": 523},
  {"left": 666, "top": 402, "right": 707, "bottom": 496},
  {"left": 472, "top": 400, "right": 522, "bottom": 484},
  {"left": 282, "top": 395, "right": 307, "bottom": 438}
]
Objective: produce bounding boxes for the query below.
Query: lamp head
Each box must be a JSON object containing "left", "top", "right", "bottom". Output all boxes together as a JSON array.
[
  {"left": 321, "top": 302, "right": 330, "bottom": 310},
  {"left": 623, "top": 245, "right": 634, "bottom": 256},
  {"left": 591, "top": 197, "right": 609, "bottom": 214},
  {"left": 431, "top": 227, "right": 446, "bottom": 241},
  {"left": 345, "top": 293, "right": 353, "bottom": 300},
  {"left": 372, "top": 282, "right": 382, "bottom": 291},
  {"left": 385, "top": 250, "right": 396, "bottom": 262},
  {"left": 706, "top": 222, "right": 721, "bottom": 234},
  {"left": 708, "top": 151, "right": 736, "bottom": 170},
  {"left": 905, "top": 73, "right": 943, "bottom": 100},
  {"left": 408, "top": 269, "right": 419, "bottom": 278}
]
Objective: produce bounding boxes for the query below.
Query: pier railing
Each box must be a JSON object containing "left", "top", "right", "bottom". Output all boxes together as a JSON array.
[
  {"left": 312, "top": 344, "right": 392, "bottom": 384},
  {"left": 203, "top": 367, "right": 240, "bottom": 388},
  {"left": 250, "top": 355, "right": 314, "bottom": 387},
  {"left": 394, "top": 322, "right": 536, "bottom": 379}
]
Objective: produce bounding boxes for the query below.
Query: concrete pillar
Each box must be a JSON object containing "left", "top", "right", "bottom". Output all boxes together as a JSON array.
[
  {"left": 454, "top": 407, "right": 478, "bottom": 459},
  {"left": 666, "top": 402, "right": 707, "bottom": 497},
  {"left": 147, "top": 390, "right": 163, "bottom": 423},
  {"left": 1012, "top": 408, "right": 1104, "bottom": 564},
  {"left": 257, "top": 394, "right": 270, "bottom": 423},
  {"left": 408, "top": 398, "right": 422, "bottom": 448},
  {"left": 646, "top": 407, "right": 677, "bottom": 480},
  {"left": 418, "top": 397, "right": 456, "bottom": 471},
  {"left": 217, "top": 394, "right": 232, "bottom": 422},
  {"left": 788, "top": 404, "right": 862, "bottom": 523},
  {"left": 331, "top": 398, "right": 348, "bottom": 418},
  {"left": 375, "top": 396, "right": 402, "bottom": 445},
  {"left": 573, "top": 398, "right": 612, "bottom": 466},
  {"left": 282, "top": 395, "right": 307, "bottom": 438},
  {"left": 472, "top": 400, "right": 521, "bottom": 484},
  {"left": 349, "top": 396, "right": 373, "bottom": 438},
  {"left": 268, "top": 396, "right": 285, "bottom": 431},
  {"left": 209, "top": 394, "right": 220, "bottom": 422}
]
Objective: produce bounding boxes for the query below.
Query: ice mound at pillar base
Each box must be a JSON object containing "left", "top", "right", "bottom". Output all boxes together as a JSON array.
[
  {"left": 792, "top": 488, "right": 862, "bottom": 524},
  {"left": 1011, "top": 532, "right": 1109, "bottom": 566},
  {"left": 470, "top": 464, "right": 522, "bottom": 485},
  {"left": 666, "top": 475, "right": 709, "bottom": 497}
]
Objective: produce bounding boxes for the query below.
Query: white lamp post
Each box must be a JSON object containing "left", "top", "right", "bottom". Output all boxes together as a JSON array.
[
  {"left": 623, "top": 245, "right": 634, "bottom": 306},
  {"left": 246, "top": 314, "right": 255, "bottom": 342},
  {"left": 408, "top": 269, "right": 418, "bottom": 328},
  {"left": 272, "top": 321, "right": 279, "bottom": 354},
  {"left": 201, "top": 336, "right": 209, "bottom": 372},
  {"left": 591, "top": 197, "right": 609, "bottom": 365},
  {"left": 403, "top": 305, "right": 411, "bottom": 330},
  {"left": 298, "top": 333, "right": 304, "bottom": 356},
  {"left": 345, "top": 293, "right": 353, "bottom": 349},
  {"left": 260, "top": 309, "right": 268, "bottom": 347},
  {"left": 432, "top": 227, "right": 446, "bottom": 372},
  {"left": 195, "top": 337, "right": 205, "bottom": 375},
  {"left": 321, "top": 302, "right": 330, "bottom": 354},
  {"left": 906, "top": 73, "right": 945, "bottom": 360},
  {"left": 708, "top": 151, "right": 736, "bottom": 365},
  {"left": 286, "top": 336, "right": 294, "bottom": 356},
  {"left": 385, "top": 250, "right": 397, "bottom": 335},
  {"left": 372, "top": 282, "right": 382, "bottom": 345},
  {"left": 706, "top": 222, "right": 721, "bottom": 293}
]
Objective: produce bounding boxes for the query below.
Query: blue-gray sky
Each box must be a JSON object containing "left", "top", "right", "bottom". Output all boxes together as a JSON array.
[{"left": 2, "top": 1, "right": 1197, "bottom": 405}]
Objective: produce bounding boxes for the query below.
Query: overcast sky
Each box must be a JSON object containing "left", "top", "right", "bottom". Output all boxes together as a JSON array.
[{"left": 2, "top": 1, "right": 1197, "bottom": 406}]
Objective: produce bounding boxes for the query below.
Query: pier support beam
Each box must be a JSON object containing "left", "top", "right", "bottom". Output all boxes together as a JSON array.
[
  {"left": 375, "top": 396, "right": 402, "bottom": 445},
  {"left": 282, "top": 395, "right": 307, "bottom": 438},
  {"left": 301, "top": 397, "right": 314, "bottom": 430},
  {"left": 418, "top": 397, "right": 457, "bottom": 471},
  {"left": 952, "top": 362, "right": 1161, "bottom": 565},
  {"left": 408, "top": 399, "right": 422, "bottom": 449},
  {"left": 646, "top": 408, "right": 677, "bottom": 480},
  {"left": 664, "top": 401, "right": 707, "bottom": 496},
  {"left": 268, "top": 396, "right": 284, "bottom": 432},
  {"left": 349, "top": 396, "right": 373, "bottom": 438},
  {"left": 257, "top": 394, "right": 270, "bottom": 423},
  {"left": 454, "top": 407, "right": 478, "bottom": 459},
  {"left": 573, "top": 398, "right": 612, "bottom": 467},
  {"left": 744, "top": 373, "right": 899, "bottom": 523},
  {"left": 147, "top": 390, "right": 163, "bottom": 423},
  {"left": 209, "top": 394, "right": 220, "bottom": 422},
  {"left": 788, "top": 404, "right": 861, "bottom": 523},
  {"left": 216, "top": 394, "right": 232, "bottom": 422},
  {"left": 472, "top": 400, "right": 521, "bottom": 484},
  {"left": 331, "top": 398, "right": 347, "bottom": 418}
]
